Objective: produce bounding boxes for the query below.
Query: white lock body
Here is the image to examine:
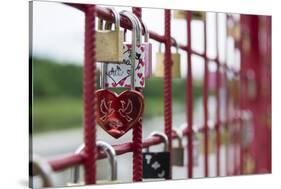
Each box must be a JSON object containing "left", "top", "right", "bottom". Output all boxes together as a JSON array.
[{"left": 103, "top": 43, "right": 145, "bottom": 88}]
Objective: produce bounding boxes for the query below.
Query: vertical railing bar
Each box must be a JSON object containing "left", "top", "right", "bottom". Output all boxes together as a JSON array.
[
  {"left": 186, "top": 11, "right": 193, "bottom": 178},
  {"left": 238, "top": 17, "right": 244, "bottom": 175},
  {"left": 224, "top": 14, "right": 230, "bottom": 176},
  {"left": 83, "top": 5, "right": 97, "bottom": 184},
  {"left": 203, "top": 13, "right": 209, "bottom": 177},
  {"left": 215, "top": 12, "right": 221, "bottom": 177},
  {"left": 132, "top": 7, "right": 143, "bottom": 182},
  {"left": 164, "top": 9, "right": 172, "bottom": 179}
]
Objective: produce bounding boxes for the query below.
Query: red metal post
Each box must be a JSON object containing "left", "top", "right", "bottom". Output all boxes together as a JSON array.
[
  {"left": 186, "top": 11, "right": 193, "bottom": 178},
  {"left": 83, "top": 5, "right": 97, "bottom": 184},
  {"left": 224, "top": 15, "right": 230, "bottom": 176},
  {"left": 132, "top": 7, "right": 143, "bottom": 182},
  {"left": 203, "top": 14, "right": 209, "bottom": 177},
  {"left": 215, "top": 13, "right": 221, "bottom": 176},
  {"left": 164, "top": 9, "right": 172, "bottom": 179}
]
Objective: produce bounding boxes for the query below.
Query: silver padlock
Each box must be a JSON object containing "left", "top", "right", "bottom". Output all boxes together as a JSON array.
[
  {"left": 30, "top": 154, "right": 55, "bottom": 188},
  {"left": 172, "top": 129, "right": 184, "bottom": 166},
  {"left": 102, "top": 11, "right": 146, "bottom": 88},
  {"left": 69, "top": 141, "right": 118, "bottom": 185},
  {"left": 141, "top": 21, "right": 152, "bottom": 78}
]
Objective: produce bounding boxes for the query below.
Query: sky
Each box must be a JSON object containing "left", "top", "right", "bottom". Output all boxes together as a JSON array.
[{"left": 32, "top": 1, "right": 240, "bottom": 79}]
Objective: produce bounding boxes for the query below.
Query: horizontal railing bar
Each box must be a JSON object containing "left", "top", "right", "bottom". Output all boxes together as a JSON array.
[
  {"left": 47, "top": 115, "right": 241, "bottom": 172},
  {"left": 64, "top": 4, "right": 240, "bottom": 75}
]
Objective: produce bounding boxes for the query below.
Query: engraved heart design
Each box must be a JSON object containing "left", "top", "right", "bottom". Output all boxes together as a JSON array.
[{"left": 96, "top": 89, "right": 144, "bottom": 139}]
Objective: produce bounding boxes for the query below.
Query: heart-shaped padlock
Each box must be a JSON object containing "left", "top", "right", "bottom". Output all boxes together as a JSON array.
[
  {"left": 96, "top": 10, "right": 144, "bottom": 139},
  {"left": 96, "top": 89, "right": 144, "bottom": 138}
]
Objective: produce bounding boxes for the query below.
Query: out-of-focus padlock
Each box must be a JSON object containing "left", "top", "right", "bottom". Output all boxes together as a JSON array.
[
  {"left": 208, "top": 121, "right": 216, "bottom": 154},
  {"left": 96, "top": 8, "right": 124, "bottom": 63},
  {"left": 241, "top": 111, "right": 254, "bottom": 148},
  {"left": 173, "top": 10, "right": 206, "bottom": 20},
  {"left": 68, "top": 141, "right": 119, "bottom": 186},
  {"left": 192, "top": 131, "right": 200, "bottom": 166},
  {"left": 227, "top": 20, "right": 241, "bottom": 42},
  {"left": 191, "top": 11, "right": 206, "bottom": 20},
  {"left": 143, "top": 132, "right": 170, "bottom": 179},
  {"left": 172, "top": 129, "right": 184, "bottom": 166},
  {"left": 154, "top": 38, "right": 181, "bottom": 78},
  {"left": 102, "top": 11, "right": 146, "bottom": 88},
  {"left": 30, "top": 155, "right": 55, "bottom": 188},
  {"left": 142, "top": 22, "right": 152, "bottom": 78}
]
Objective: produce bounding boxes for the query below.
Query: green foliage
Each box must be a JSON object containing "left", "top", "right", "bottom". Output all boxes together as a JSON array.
[
  {"left": 32, "top": 57, "right": 202, "bottom": 133},
  {"left": 32, "top": 97, "right": 83, "bottom": 133},
  {"left": 32, "top": 58, "right": 84, "bottom": 99}
]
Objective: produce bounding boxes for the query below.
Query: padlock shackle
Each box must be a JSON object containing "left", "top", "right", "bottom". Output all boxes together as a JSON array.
[
  {"left": 31, "top": 155, "right": 55, "bottom": 187},
  {"left": 120, "top": 11, "right": 139, "bottom": 90},
  {"left": 71, "top": 144, "right": 84, "bottom": 183},
  {"left": 105, "top": 7, "right": 120, "bottom": 32},
  {"left": 131, "top": 13, "right": 143, "bottom": 44},
  {"left": 121, "top": 11, "right": 141, "bottom": 46},
  {"left": 98, "top": 18, "right": 104, "bottom": 30},
  {"left": 71, "top": 141, "right": 117, "bottom": 183},
  {"left": 142, "top": 22, "right": 149, "bottom": 42},
  {"left": 97, "top": 141, "right": 118, "bottom": 181},
  {"left": 172, "top": 129, "right": 183, "bottom": 148},
  {"left": 171, "top": 37, "right": 179, "bottom": 53},
  {"left": 146, "top": 132, "right": 169, "bottom": 152}
]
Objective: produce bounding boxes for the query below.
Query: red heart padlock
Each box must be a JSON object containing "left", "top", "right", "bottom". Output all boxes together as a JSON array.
[{"left": 96, "top": 89, "right": 144, "bottom": 139}]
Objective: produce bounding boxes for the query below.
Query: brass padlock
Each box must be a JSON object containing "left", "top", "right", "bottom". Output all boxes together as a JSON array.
[
  {"left": 154, "top": 38, "right": 181, "bottom": 78},
  {"left": 199, "top": 121, "right": 216, "bottom": 154},
  {"left": 172, "top": 129, "right": 184, "bottom": 166},
  {"left": 227, "top": 21, "right": 241, "bottom": 41},
  {"left": 68, "top": 141, "right": 119, "bottom": 186},
  {"left": 208, "top": 121, "right": 216, "bottom": 154},
  {"left": 30, "top": 155, "right": 56, "bottom": 188},
  {"left": 96, "top": 7, "right": 124, "bottom": 63},
  {"left": 173, "top": 10, "right": 206, "bottom": 20},
  {"left": 192, "top": 132, "right": 200, "bottom": 166}
]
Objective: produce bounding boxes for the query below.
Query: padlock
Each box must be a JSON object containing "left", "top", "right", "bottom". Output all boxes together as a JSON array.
[
  {"left": 173, "top": 10, "right": 206, "bottom": 20},
  {"left": 208, "top": 121, "right": 216, "bottom": 154},
  {"left": 30, "top": 154, "right": 55, "bottom": 188},
  {"left": 96, "top": 7, "right": 124, "bottom": 63},
  {"left": 154, "top": 38, "right": 181, "bottom": 78},
  {"left": 142, "top": 22, "right": 152, "bottom": 78},
  {"left": 143, "top": 132, "right": 170, "bottom": 179},
  {"left": 96, "top": 11, "right": 145, "bottom": 139},
  {"left": 171, "top": 129, "right": 184, "bottom": 166},
  {"left": 227, "top": 21, "right": 241, "bottom": 41},
  {"left": 192, "top": 131, "right": 200, "bottom": 166},
  {"left": 102, "top": 11, "right": 146, "bottom": 88},
  {"left": 69, "top": 141, "right": 119, "bottom": 186},
  {"left": 241, "top": 111, "right": 254, "bottom": 147}
]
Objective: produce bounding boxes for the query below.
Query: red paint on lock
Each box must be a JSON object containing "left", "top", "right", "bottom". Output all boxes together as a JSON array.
[{"left": 96, "top": 89, "right": 144, "bottom": 139}]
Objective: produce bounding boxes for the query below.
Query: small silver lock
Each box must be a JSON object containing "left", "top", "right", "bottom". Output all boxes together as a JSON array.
[
  {"left": 30, "top": 154, "right": 55, "bottom": 188},
  {"left": 102, "top": 10, "right": 146, "bottom": 88},
  {"left": 172, "top": 129, "right": 185, "bottom": 166},
  {"left": 69, "top": 141, "right": 118, "bottom": 185}
]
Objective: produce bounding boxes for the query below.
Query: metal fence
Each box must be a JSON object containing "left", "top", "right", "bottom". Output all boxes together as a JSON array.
[{"left": 30, "top": 3, "right": 272, "bottom": 187}]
